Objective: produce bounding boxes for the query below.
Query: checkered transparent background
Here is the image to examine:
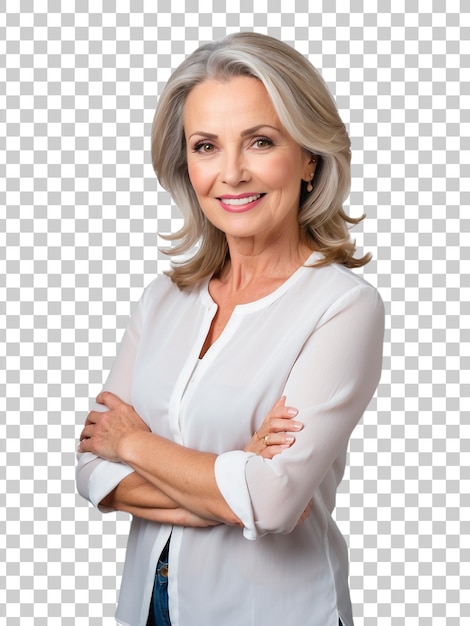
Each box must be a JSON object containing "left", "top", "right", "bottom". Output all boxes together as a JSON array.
[{"left": 1, "top": 1, "right": 468, "bottom": 624}]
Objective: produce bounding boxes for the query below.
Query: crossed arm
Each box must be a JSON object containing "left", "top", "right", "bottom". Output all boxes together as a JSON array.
[
  {"left": 78, "top": 285, "right": 384, "bottom": 532},
  {"left": 79, "top": 395, "right": 303, "bottom": 527}
]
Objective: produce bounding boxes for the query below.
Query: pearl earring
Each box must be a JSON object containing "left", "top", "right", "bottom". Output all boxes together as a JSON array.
[
  {"left": 306, "top": 156, "right": 317, "bottom": 192},
  {"left": 306, "top": 173, "right": 314, "bottom": 193}
]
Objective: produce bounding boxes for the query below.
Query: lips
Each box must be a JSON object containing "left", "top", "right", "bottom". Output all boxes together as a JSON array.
[
  {"left": 217, "top": 193, "right": 266, "bottom": 212},
  {"left": 219, "top": 193, "right": 263, "bottom": 206}
]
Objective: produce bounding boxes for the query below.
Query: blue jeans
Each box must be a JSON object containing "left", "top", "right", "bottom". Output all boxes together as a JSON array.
[{"left": 146, "top": 542, "right": 171, "bottom": 626}]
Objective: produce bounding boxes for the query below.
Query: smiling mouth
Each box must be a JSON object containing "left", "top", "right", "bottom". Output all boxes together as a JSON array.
[{"left": 218, "top": 193, "right": 265, "bottom": 206}]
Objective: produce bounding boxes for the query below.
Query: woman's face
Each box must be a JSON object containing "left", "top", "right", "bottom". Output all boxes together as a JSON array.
[{"left": 184, "top": 76, "right": 313, "bottom": 247}]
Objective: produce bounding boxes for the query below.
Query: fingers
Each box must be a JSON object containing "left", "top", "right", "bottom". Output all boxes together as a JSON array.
[
  {"left": 260, "top": 417, "right": 303, "bottom": 435},
  {"left": 247, "top": 430, "right": 297, "bottom": 458},
  {"left": 253, "top": 431, "right": 295, "bottom": 448},
  {"left": 84, "top": 409, "right": 100, "bottom": 426},
  {"left": 256, "top": 402, "right": 303, "bottom": 440},
  {"left": 258, "top": 431, "right": 295, "bottom": 459},
  {"left": 95, "top": 390, "right": 124, "bottom": 409},
  {"left": 77, "top": 437, "right": 91, "bottom": 454},
  {"left": 249, "top": 396, "right": 304, "bottom": 458},
  {"left": 262, "top": 432, "right": 295, "bottom": 448},
  {"left": 268, "top": 396, "right": 301, "bottom": 423},
  {"left": 268, "top": 395, "right": 298, "bottom": 419},
  {"left": 270, "top": 395, "right": 287, "bottom": 410},
  {"left": 79, "top": 412, "right": 103, "bottom": 445},
  {"left": 250, "top": 396, "right": 303, "bottom": 455},
  {"left": 259, "top": 443, "right": 294, "bottom": 459}
]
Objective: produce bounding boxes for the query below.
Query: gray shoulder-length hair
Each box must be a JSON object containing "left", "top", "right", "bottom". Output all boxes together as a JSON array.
[{"left": 151, "top": 32, "right": 370, "bottom": 290}]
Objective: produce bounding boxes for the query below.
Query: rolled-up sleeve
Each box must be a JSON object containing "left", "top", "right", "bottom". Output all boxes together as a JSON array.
[
  {"left": 76, "top": 292, "right": 145, "bottom": 510},
  {"left": 215, "top": 285, "right": 385, "bottom": 539}
]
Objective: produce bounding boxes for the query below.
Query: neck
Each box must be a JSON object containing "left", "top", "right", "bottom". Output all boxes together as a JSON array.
[{"left": 220, "top": 231, "right": 313, "bottom": 292}]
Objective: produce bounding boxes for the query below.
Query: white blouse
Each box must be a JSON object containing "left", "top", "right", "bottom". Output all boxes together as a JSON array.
[{"left": 76, "top": 252, "right": 384, "bottom": 626}]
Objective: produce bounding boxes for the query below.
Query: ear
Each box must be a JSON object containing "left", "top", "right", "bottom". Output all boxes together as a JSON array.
[{"left": 302, "top": 154, "right": 318, "bottom": 182}]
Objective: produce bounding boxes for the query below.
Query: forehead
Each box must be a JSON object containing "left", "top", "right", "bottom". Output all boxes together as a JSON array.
[{"left": 183, "top": 76, "right": 279, "bottom": 132}]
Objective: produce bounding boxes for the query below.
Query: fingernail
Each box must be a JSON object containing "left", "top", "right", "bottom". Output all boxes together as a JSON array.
[
  {"left": 287, "top": 408, "right": 298, "bottom": 416},
  {"left": 291, "top": 422, "right": 303, "bottom": 430},
  {"left": 285, "top": 435, "right": 295, "bottom": 443}
]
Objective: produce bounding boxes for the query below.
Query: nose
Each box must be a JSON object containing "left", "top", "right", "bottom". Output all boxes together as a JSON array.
[{"left": 221, "top": 149, "right": 250, "bottom": 186}]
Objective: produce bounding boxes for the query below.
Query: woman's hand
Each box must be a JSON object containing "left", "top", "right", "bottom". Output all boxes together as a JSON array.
[
  {"left": 78, "top": 391, "right": 150, "bottom": 462},
  {"left": 244, "top": 396, "right": 303, "bottom": 459}
]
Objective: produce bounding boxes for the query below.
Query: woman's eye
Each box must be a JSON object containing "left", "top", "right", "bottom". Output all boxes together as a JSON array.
[
  {"left": 194, "top": 142, "right": 214, "bottom": 153},
  {"left": 253, "top": 137, "right": 273, "bottom": 149}
]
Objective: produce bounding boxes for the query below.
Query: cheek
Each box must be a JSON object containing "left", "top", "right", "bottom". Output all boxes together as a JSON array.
[
  {"left": 187, "top": 161, "right": 212, "bottom": 196},
  {"left": 264, "top": 155, "right": 303, "bottom": 191}
]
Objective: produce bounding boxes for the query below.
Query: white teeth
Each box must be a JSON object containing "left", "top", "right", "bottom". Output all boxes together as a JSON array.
[{"left": 221, "top": 194, "right": 262, "bottom": 206}]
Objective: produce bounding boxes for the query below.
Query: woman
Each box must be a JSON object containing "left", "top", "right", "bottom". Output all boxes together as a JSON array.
[{"left": 77, "top": 32, "right": 384, "bottom": 626}]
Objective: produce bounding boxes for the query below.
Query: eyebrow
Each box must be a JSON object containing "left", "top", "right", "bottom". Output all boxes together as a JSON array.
[{"left": 188, "top": 124, "right": 281, "bottom": 140}]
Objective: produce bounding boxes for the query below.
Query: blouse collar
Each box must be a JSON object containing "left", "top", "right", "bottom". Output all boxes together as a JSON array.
[{"left": 199, "top": 251, "right": 323, "bottom": 315}]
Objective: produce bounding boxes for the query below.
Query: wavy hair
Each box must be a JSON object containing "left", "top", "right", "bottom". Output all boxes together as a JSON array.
[{"left": 151, "top": 32, "right": 370, "bottom": 289}]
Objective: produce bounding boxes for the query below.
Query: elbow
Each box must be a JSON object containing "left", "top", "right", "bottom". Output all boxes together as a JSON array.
[
  {"left": 75, "top": 469, "right": 90, "bottom": 504},
  {"left": 255, "top": 513, "right": 298, "bottom": 536},
  {"left": 76, "top": 474, "right": 94, "bottom": 507},
  {"left": 252, "top": 489, "right": 306, "bottom": 535},
  {"left": 75, "top": 451, "right": 97, "bottom": 505}
]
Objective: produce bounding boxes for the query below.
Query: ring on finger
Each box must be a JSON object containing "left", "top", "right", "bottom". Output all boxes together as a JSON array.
[{"left": 264, "top": 435, "right": 269, "bottom": 446}]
